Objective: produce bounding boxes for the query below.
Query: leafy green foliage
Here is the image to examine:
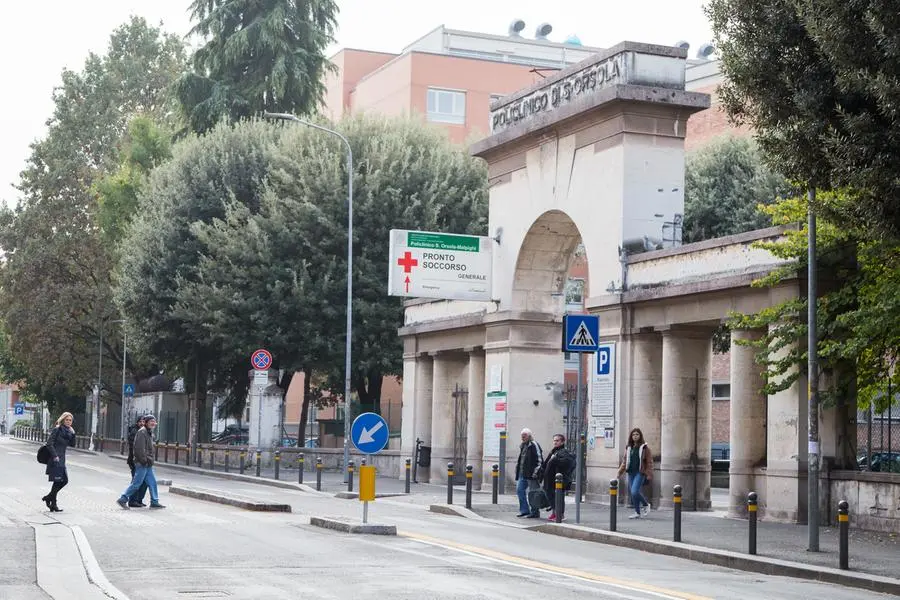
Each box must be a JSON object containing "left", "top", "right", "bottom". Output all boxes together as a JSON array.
[
  {"left": 707, "top": 0, "right": 900, "bottom": 236},
  {"left": 683, "top": 136, "right": 791, "bottom": 244},
  {"left": 176, "top": 0, "right": 338, "bottom": 133}
]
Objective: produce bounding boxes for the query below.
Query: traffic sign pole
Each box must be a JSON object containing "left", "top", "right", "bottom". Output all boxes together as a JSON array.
[{"left": 575, "top": 353, "right": 584, "bottom": 524}]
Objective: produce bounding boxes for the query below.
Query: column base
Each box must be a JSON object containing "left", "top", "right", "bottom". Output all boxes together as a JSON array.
[{"left": 658, "top": 466, "right": 711, "bottom": 511}]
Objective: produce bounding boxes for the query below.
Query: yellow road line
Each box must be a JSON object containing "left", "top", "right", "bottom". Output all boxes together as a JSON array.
[{"left": 399, "top": 530, "right": 712, "bottom": 600}]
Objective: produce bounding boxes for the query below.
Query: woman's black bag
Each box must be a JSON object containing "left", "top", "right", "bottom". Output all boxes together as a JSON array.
[{"left": 36, "top": 445, "right": 51, "bottom": 464}]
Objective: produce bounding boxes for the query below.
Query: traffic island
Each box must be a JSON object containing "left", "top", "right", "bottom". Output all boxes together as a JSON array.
[
  {"left": 429, "top": 503, "right": 483, "bottom": 519},
  {"left": 308, "top": 516, "right": 396, "bottom": 536},
  {"left": 169, "top": 484, "right": 292, "bottom": 512}
]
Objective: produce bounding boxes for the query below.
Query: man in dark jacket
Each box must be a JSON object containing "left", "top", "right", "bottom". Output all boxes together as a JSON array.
[
  {"left": 117, "top": 415, "right": 165, "bottom": 509},
  {"left": 514, "top": 428, "right": 543, "bottom": 518},
  {"left": 126, "top": 416, "right": 149, "bottom": 507},
  {"left": 541, "top": 433, "right": 576, "bottom": 522}
]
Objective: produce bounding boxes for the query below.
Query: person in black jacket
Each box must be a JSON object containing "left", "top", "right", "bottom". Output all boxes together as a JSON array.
[
  {"left": 126, "top": 415, "right": 149, "bottom": 507},
  {"left": 514, "top": 428, "right": 543, "bottom": 518},
  {"left": 42, "top": 412, "right": 77, "bottom": 512},
  {"left": 541, "top": 433, "right": 576, "bottom": 522}
]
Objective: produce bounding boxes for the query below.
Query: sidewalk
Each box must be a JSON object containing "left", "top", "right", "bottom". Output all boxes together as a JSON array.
[{"left": 470, "top": 496, "right": 900, "bottom": 580}]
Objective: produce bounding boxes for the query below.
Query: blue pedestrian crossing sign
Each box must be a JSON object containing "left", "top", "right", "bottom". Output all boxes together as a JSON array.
[
  {"left": 13, "top": 402, "right": 24, "bottom": 415},
  {"left": 351, "top": 412, "right": 390, "bottom": 454},
  {"left": 123, "top": 383, "right": 135, "bottom": 398},
  {"left": 562, "top": 314, "right": 600, "bottom": 353}
]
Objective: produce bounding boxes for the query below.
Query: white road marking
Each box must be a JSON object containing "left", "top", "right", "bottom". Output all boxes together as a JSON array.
[
  {"left": 83, "top": 486, "right": 115, "bottom": 494},
  {"left": 0, "top": 515, "right": 14, "bottom": 527},
  {"left": 6, "top": 451, "right": 22, "bottom": 456}
]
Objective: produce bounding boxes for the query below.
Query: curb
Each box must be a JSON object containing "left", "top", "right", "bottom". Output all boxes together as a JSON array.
[
  {"left": 168, "top": 484, "right": 292, "bottom": 512},
  {"left": 335, "top": 491, "right": 408, "bottom": 500},
  {"left": 72, "top": 526, "right": 130, "bottom": 600},
  {"left": 309, "top": 516, "right": 396, "bottom": 536},
  {"left": 428, "top": 503, "right": 484, "bottom": 519},
  {"left": 530, "top": 523, "right": 900, "bottom": 596},
  {"left": 108, "top": 454, "right": 331, "bottom": 497}
]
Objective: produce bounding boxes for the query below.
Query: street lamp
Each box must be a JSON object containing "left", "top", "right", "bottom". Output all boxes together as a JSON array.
[
  {"left": 263, "top": 112, "right": 354, "bottom": 480},
  {"left": 91, "top": 318, "right": 126, "bottom": 452}
]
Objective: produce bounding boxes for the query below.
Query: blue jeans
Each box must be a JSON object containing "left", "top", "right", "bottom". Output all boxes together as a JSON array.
[
  {"left": 120, "top": 464, "right": 159, "bottom": 503},
  {"left": 628, "top": 473, "right": 648, "bottom": 514},
  {"left": 516, "top": 477, "right": 538, "bottom": 515}
]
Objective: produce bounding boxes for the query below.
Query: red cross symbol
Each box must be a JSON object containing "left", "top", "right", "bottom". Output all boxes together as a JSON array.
[{"left": 397, "top": 251, "right": 418, "bottom": 273}]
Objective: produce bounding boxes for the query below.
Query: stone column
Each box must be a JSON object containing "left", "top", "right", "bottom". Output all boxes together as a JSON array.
[
  {"left": 728, "top": 329, "right": 767, "bottom": 517},
  {"left": 413, "top": 356, "right": 433, "bottom": 482},
  {"left": 465, "top": 350, "right": 486, "bottom": 487},
  {"left": 627, "top": 333, "right": 662, "bottom": 507},
  {"left": 659, "top": 329, "right": 712, "bottom": 510},
  {"left": 399, "top": 353, "right": 418, "bottom": 468},
  {"left": 430, "top": 355, "right": 463, "bottom": 483}
]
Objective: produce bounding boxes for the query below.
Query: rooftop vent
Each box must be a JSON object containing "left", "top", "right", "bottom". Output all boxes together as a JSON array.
[
  {"left": 674, "top": 40, "right": 690, "bottom": 51},
  {"left": 564, "top": 35, "right": 582, "bottom": 46},
  {"left": 696, "top": 43, "right": 715, "bottom": 60},
  {"left": 535, "top": 23, "right": 552, "bottom": 40},
  {"left": 508, "top": 19, "right": 525, "bottom": 37}
]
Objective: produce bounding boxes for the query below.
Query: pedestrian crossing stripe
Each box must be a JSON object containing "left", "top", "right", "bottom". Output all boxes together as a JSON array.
[{"left": 569, "top": 322, "right": 596, "bottom": 348}]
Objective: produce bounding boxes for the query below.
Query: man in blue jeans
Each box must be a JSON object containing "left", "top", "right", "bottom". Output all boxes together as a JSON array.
[
  {"left": 117, "top": 415, "right": 165, "bottom": 509},
  {"left": 514, "top": 428, "right": 543, "bottom": 518}
]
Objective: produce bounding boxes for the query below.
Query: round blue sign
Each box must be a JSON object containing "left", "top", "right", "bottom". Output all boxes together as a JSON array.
[{"left": 351, "top": 412, "right": 389, "bottom": 454}]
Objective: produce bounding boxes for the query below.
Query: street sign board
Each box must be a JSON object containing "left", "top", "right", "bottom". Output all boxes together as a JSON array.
[
  {"left": 562, "top": 314, "right": 600, "bottom": 353},
  {"left": 13, "top": 402, "right": 24, "bottom": 415},
  {"left": 123, "top": 383, "right": 135, "bottom": 398},
  {"left": 387, "top": 229, "right": 492, "bottom": 302},
  {"left": 252, "top": 369, "right": 269, "bottom": 388},
  {"left": 251, "top": 349, "right": 272, "bottom": 371},
  {"left": 351, "top": 412, "right": 389, "bottom": 454}
]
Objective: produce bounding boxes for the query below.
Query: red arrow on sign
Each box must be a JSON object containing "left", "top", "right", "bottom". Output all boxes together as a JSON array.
[{"left": 404, "top": 276, "right": 411, "bottom": 293}]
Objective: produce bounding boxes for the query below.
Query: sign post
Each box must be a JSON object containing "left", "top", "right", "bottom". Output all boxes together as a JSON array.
[
  {"left": 351, "top": 412, "right": 389, "bottom": 524},
  {"left": 387, "top": 229, "right": 492, "bottom": 302},
  {"left": 562, "top": 314, "right": 600, "bottom": 525},
  {"left": 250, "top": 349, "right": 272, "bottom": 450}
]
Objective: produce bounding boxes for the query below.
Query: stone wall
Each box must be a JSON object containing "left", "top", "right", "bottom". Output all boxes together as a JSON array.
[{"left": 828, "top": 471, "right": 900, "bottom": 533}]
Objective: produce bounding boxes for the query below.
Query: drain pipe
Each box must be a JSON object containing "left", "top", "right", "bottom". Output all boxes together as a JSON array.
[{"left": 691, "top": 368, "right": 699, "bottom": 511}]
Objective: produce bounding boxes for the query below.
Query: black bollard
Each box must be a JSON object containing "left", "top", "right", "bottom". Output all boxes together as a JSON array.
[
  {"left": 491, "top": 464, "right": 499, "bottom": 504},
  {"left": 609, "top": 479, "right": 618, "bottom": 532},
  {"left": 748, "top": 492, "right": 758, "bottom": 555},
  {"left": 498, "top": 432, "right": 507, "bottom": 495},
  {"left": 274, "top": 450, "right": 281, "bottom": 480},
  {"left": 239, "top": 450, "right": 246, "bottom": 475},
  {"left": 174, "top": 442, "right": 180, "bottom": 465},
  {"left": 298, "top": 454, "right": 305, "bottom": 484},
  {"left": 555, "top": 473, "right": 565, "bottom": 523},
  {"left": 674, "top": 485, "right": 683, "bottom": 542},
  {"left": 838, "top": 500, "right": 849, "bottom": 570},
  {"left": 447, "top": 462, "right": 455, "bottom": 505},
  {"left": 347, "top": 460, "right": 355, "bottom": 492},
  {"left": 316, "top": 456, "right": 323, "bottom": 491},
  {"left": 224, "top": 449, "right": 230, "bottom": 472},
  {"left": 404, "top": 458, "right": 411, "bottom": 494},
  {"left": 164, "top": 442, "right": 169, "bottom": 463},
  {"left": 197, "top": 446, "right": 203, "bottom": 469},
  {"left": 465, "top": 465, "right": 473, "bottom": 509},
  {"left": 255, "top": 450, "right": 262, "bottom": 477},
  {"left": 154, "top": 441, "right": 159, "bottom": 462},
  {"left": 209, "top": 448, "right": 215, "bottom": 471}
]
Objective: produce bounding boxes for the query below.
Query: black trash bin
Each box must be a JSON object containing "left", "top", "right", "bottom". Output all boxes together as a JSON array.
[{"left": 418, "top": 445, "right": 431, "bottom": 468}]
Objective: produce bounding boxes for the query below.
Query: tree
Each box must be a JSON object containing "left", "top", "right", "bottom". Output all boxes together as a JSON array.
[
  {"left": 707, "top": 0, "right": 900, "bottom": 236},
  {"left": 683, "top": 136, "right": 790, "bottom": 244},
  {"left": 175, "top": 0, "right": 338, "bottom": 134},
  {"left": 0, "top": 18, "right": 187, "bottom": 408}
]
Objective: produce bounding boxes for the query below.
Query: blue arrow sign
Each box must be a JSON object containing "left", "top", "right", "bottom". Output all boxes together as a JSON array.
[
  {"left": 123, "top": 383, "right": 135, "bottom": 398},
  {"left": 562, "top": 314, "right": 600, "bottom": 353},
  {"left": 351, "top": 412, "right": 389, "bottom": 455}
]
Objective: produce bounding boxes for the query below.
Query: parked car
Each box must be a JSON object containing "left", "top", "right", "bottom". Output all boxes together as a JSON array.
[{"left": 857, "top": 451, "right": 900, "bottom": 473}]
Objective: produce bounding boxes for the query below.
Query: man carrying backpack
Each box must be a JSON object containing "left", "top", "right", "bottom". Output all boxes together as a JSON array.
[{"left": 541, "top": 433, "right": 576, "bottom": 522}]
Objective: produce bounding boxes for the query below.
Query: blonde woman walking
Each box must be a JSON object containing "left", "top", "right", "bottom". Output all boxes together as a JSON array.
[{"left": 42, "top": 412, "right": 77, "bottom": 512}]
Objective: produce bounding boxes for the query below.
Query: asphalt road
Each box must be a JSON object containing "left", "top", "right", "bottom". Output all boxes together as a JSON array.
[{"left": 1, "top": 436, "right": 896, "bottom": 600}]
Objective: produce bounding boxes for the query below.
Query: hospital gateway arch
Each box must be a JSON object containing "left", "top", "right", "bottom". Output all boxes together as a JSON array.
[{"left": 397, "top": 42, "right": 848, "bottom": 523}]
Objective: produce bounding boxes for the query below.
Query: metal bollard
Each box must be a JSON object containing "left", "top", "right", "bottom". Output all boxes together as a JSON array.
[
  {"left": 239, "top": 450, "right": 246, "bottom": 475},
  {"left": 274, "top": 450, "right": 281, "bottom": 480},
  {"left": 838, "top": 500, "right": 849, "bottom": 570},
  {"left": 555, "top": 473, "right": 565, "bottom": 523},
  {"left": 154, "top": 441, "right": 159, "bottom": 462},
  {"left": 316, "top": 456, "right": 323, "bottom": 491},
  {"left": 209, "top": 448, "right": 215, "bottom": 471},
  {"left": 198, "top": 446, "right": 203, "bottom": 469},
  {"left": 447, "top": 462, "right": 455, "bottom": 505},
  {"left": 298, "top": 454, "right": 305, "bottom": 484},
  {"left": 164, "top": 442, "right": 169, "bottom": 463},
  {"left": 174, "top": 442, "right": 180, "bottom": 465},
  {"left": 465, "top": 465, "right": 473, "bottom": 509},
  {"left": 609, "top": 479, "right": 618, "bottom": 532},
  {"left": 673, "top": 485, "right": 683, "bottom": 542},
  {"left": 404, "top": 458, "right": 411, "bottom": 494},
  {"left": 347, "top": 460, "right": 355, "bottom": 492},
  {"left": 748, "top": 492, "right": 758, "bottom": 555},
  {"left": 498, "top": 432, "right": 507, "bottom": 495},
  {"left": 224, "top": 449, "right": 230, "bottom": 472},
  {"left": 255, "top": 450, "right": 262, "bottom": 477},
  {"left": 491, "top": 464, "right": 499, "bottom": 504},
  {"left": 99, "top": 437, "right": 104, "bottom": 453},
  {"left": 120, "top": 438, "right": 126, "bottom": 455}
]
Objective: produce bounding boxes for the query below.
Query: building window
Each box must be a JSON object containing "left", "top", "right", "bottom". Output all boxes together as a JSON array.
[
  {"left": 427, "top": 88, "right": 466, "bottom": 125},
  {"left": 712, "top": 383, "right": 731, "bottom": 401}
]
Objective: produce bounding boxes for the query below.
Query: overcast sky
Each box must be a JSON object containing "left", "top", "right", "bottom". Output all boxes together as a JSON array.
[{"left": 0, "top": 0, "right": 713, "bottom": 205}]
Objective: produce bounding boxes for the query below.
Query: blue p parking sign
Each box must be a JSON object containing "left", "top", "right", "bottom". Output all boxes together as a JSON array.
[{"left": 596, "top": 345, "right": 612, "bottom": 375}]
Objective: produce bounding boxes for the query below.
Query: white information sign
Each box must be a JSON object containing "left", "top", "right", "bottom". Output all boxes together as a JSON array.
[
  {"left": 253, "top": 369, "right": 268, "bottom": 388},
  {"left": 589, "top": 342, "right": 617, "bottom": 446},
  {"left": 483, "top": 391, "right": 507, "bottom": 456},
  {"left": 489, "top": 365, "right": 503, "bottom": 393},
  {"left": 388, "top": 229, "right": 492, "bottom": 302}
]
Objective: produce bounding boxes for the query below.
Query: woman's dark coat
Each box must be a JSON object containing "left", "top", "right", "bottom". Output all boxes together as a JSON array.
[{"left": 44, "top": 425, "right": 76, "bottom": 479}]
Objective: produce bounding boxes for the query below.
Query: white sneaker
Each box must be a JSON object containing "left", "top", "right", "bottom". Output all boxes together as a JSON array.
[
  {"left": 628, "top": 513, "right": 641, "bottom": 519},
  {"left": 641, "top": 504, "right": 650, "bottom": 517}
]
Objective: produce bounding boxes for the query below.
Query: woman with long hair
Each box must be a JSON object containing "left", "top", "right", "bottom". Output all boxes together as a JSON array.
[
  {"left": 616, "top": 427, "right": 653, "bottom": 519},
  {"left": 42, "top": 412, "right": 77, "bottom": 512}
]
